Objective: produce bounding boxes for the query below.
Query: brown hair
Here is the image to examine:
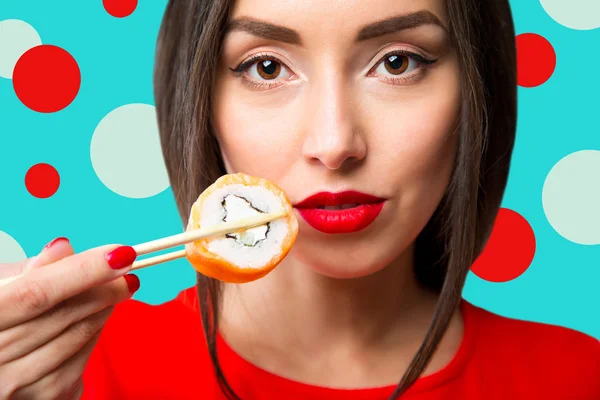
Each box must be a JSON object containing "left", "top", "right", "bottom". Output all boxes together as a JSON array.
[{"left": 153, "top": 0, "right": 517, "bottom": 398}]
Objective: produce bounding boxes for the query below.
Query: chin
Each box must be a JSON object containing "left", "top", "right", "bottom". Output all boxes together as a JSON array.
[{"left": 289, "top": 234, "right": 406, "bottom": 280}]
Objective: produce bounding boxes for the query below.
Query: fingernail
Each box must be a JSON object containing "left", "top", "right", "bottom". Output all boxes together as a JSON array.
[
  {"left": 124, "top": 274, "right": 140, "bottom": 294},
  {"left": 105, "top": 246, "right": 137, "bottom": 270},
  {"left": 42, "top": 237, "right": 69, "bottom": 252}
]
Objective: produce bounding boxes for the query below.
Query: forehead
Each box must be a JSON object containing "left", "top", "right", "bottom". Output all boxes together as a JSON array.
[{"left": 229, "top": 0, "right": 448, "bottom": 41}]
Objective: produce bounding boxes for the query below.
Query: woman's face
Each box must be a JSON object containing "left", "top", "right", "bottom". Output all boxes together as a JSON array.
[{"left": 213, "top": 0, "right": 459, "bottom": 278}]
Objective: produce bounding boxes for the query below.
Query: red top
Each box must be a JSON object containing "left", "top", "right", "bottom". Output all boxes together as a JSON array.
[{"left": 82, "top": 287, "right": 600, "bottom": 400}]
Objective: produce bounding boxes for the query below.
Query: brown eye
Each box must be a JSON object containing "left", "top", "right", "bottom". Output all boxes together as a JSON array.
[
  {"left": 257, "top": 59, "right": 281, "bottom": 80},
  {"left": 239, "top": 55, "right": 294, "bottom": 87},
  {"left": 384, "top": 55, "right": 409, "bottom": 75}
]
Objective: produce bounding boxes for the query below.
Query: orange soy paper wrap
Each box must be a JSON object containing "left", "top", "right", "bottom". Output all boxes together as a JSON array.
[{"left": 185, "top": 173, "right": 298, "bottom": 283}]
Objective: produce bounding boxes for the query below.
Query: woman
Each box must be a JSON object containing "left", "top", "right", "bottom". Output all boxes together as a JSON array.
[{"left": 0, "top": 0, "right": 598, "bottom": 399}]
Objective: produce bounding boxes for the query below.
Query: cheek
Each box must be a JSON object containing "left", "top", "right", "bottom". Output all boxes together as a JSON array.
[
  {"left": 367, "top": 68, "right": 460, "bottom": 195},
  {"left": 399, "top": 97, "right": 458, "bottom": 182},
  {"left": 359, "top": 62, "right": 460, "bottom": 256},
  {"left": 213, "top": 80, "right": 302, "bottom": 180}
]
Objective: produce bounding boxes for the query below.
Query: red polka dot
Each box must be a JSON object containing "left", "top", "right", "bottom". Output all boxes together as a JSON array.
[
  {"left": 13, "top": 45, "right": 81, "bottom": 113},
  {"left": 470, "top": 208, "right": 536, "bottom": 283},
  {"left": 516, "top": 33, "right": 556, "bottom": 88},
  {"left": 103, "top": 0, "right": 138, "bottom": 18},
  {"left": 25, "top": 163, "right": 60, "bottom": 198}
]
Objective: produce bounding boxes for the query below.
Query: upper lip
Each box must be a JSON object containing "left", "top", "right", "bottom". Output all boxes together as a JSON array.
[{"left": 293, "top": 191, "right": 386, "bottom": 208}]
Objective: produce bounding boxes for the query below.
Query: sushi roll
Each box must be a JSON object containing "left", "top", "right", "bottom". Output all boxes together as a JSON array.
[{"left": 185, "top": 173, "right": 299, "bottom": 283}]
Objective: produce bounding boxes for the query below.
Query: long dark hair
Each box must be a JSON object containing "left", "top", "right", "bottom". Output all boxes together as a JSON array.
[{"left": 153, "top": 0, "right": 517, "bottom": 398}]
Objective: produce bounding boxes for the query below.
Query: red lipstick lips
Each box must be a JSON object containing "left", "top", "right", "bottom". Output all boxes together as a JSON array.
[{"left": 294, "top": 191, "right": 386, "bottom": 234}]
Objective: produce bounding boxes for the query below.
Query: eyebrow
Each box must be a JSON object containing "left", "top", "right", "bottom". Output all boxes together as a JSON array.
[
  {"left": 224, "top": 10, "right": 446, "bottom": 46},
  {"left": 356, "top": 10, "right": 446, "bottom": 41}
]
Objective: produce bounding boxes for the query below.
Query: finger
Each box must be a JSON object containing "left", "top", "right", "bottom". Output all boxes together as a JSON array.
[
  {"left": 0, "top": 259, "right": 32, "bottom": 280},
  {"left": 0, "top": 238, "right": 73, "bottom": 283},
  {"left": 25, "top": 237, "right": 75, "bottom": 272},
  {"left": 13, "top": 377, "right": 84, "bottom": 400},
  {"left": 1, "top": 307, "right": 113, "bottom": 394},
  {"left": 12, "top": 332, "right": 100, "bottom": 400},
  {"left": 72, "top": 382, "right": 85, "bottom": 400},
  {"left": 0, "top": 244, "right": 137, "bottom": 330},
  {"left": 0, "top": 275, "right": 136, "bottom": 365}
]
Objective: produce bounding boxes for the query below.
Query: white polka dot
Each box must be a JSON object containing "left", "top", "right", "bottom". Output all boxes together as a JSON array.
[
  {"left": 91, "top": 103, "right": 170, "bottom": 199},
  {"left": 0, "top": 230, "right": 27, "bottom": 263},
  {"left": 540, "top": 0, "right": 600, "bottom": 30},
  {"left": 0, "top": 19, "right": 42, "bottom": 79},
  {"left": 542, "top": 150, "right": 600, "bottom": 245}
]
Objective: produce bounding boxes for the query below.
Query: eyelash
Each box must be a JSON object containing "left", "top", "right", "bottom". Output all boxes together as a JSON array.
[
  {"left": 229, "top": 50, "right": 438, "bottom": 90},
  {"left": 229, "top": 52, "right": 288, "bottom": 90}
]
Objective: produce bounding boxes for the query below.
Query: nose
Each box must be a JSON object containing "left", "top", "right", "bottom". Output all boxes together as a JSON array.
[{"left": 301, "top": 77, "right": 367, "bottom": 170}]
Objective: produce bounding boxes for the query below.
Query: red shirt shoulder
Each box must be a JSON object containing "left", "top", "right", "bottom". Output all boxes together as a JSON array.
[{"left": 462, "top": 302, "right": 600, "bottom": 399}]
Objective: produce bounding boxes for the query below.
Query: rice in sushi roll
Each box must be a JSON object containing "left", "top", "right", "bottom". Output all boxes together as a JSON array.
[{"left": 185, "top": 173, "right": 298, "bottom": 283}]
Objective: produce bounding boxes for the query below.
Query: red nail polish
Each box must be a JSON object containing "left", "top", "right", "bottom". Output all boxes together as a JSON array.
[
  {"left": 42, "top": 237, "right": 69, "bottom": 251},
  {"left": 124, "top": 274, "right": 140, "bottom": 294},
  {"left": 106, "top": 246, "right": 137, "bottom": 270}
]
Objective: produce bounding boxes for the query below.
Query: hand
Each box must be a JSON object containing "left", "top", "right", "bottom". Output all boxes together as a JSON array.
[{"left": 0, "top": 238, "right": 139, "bottom": 399}]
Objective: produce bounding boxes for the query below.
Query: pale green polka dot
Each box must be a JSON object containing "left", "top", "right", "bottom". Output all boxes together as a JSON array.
[
  {"left": 0, "top": 19, "right": 42, "bottom": 79},
  {"left": 540, "top": 0, "right": 600, "bottom": 30},
  {"left": 90, "top": 104, "right": 170, "bottom": 199},
  {"left": 542, "top": 150, "right": 600, "bottom": 245},
  {"left": 0, "top": 230, "right": 27, "bottom": 263}
]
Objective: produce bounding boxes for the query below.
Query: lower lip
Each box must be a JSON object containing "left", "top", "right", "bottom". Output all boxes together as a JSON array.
[{"left": 295, "top": 202, "right": 385, "bottom": 234}]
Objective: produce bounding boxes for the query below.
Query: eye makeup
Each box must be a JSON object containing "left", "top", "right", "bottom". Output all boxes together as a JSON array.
[{"left": 228, "top": 45, "right": 439, "bottom": 91}]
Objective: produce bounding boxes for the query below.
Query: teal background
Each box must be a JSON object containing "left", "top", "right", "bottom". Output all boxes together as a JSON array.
[{"left": 1, "top": 1, "right": 598, "bottom": 339}]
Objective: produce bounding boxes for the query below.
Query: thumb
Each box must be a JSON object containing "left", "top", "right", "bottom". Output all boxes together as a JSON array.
[
  {"left": 0, "top": 258, "right": 30, "bottom": 280},
  {"left": 25, "top": 237, "right": 75, "bottom": 271},
  {"left": 0, "top": 237, "right": 75, "bottom": 288}
]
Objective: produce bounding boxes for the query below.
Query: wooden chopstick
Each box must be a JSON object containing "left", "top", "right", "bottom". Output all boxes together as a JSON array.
[
  {"left": 132, "top": 210, "right": 286, "bottom": 256},
  {"left": 0, "top": 211, "right": 287, "bottom": 287},
  {"left": 130, "top": 249, "right": 187, "bottom": 271}
]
